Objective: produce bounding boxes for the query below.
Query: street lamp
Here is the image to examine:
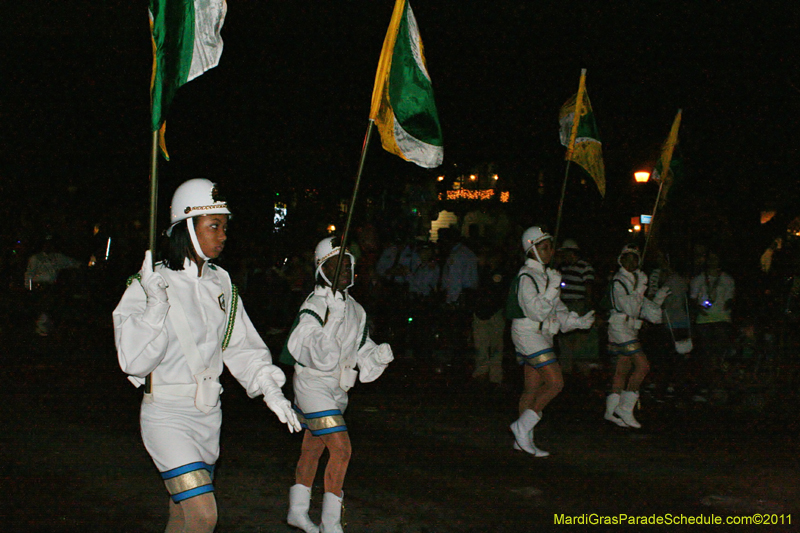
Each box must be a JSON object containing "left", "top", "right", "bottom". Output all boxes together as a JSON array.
[{"left": 634, "top": 171, "right": 650, "bottom": 183}]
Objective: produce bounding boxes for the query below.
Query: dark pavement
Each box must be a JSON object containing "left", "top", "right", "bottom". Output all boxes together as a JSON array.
[{"left": 2, "top": 287, "right": 799, "bottom": 532}]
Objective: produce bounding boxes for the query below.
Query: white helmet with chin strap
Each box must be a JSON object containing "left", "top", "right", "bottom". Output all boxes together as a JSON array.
[
  {"left": 521, "top": 226, "right": 552, "bottom": 263},
  {"left": 315, "top": 237, "right": 356, "bottom": 289},
  {"left": 167, "top": 178, "right": 231, "bottom": 260},
  {"left": 618, "top": 244, "right": 642, "bottom": 268}
]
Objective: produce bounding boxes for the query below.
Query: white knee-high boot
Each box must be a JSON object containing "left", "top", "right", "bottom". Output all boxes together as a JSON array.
[
  {"left": 510, "top": 410, "right": 549, "bottom": 456},
  {"left": 614, "top": 390, "right": 642, "bottom": 428},
  {"left": 604, "top": 393, "right": 629, "bottom": 427},
  {"left": 319, "top": 492, "right": 344, "bottom": 533},
  {"left": 287, "top": 484, "right": 320, "bottom": 533}
]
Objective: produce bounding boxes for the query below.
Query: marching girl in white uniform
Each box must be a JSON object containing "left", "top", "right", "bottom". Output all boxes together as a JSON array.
[
  {"left": 283, "top": 237, "right": 394, "bottom": 533},
  {"left": 114, "top": 179, "right": 300, "bottom": 533},
  {"left": 508, "top": 227, "right": 595, "bottom": 456},
  {"left": 604, "top": 244, "right": 670, "bottom": 428}
]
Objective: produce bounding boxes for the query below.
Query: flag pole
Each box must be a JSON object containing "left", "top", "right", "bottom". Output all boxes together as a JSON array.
[
  {"left": 642, "top": 109, "right": 682, "bottom": 264},
  {"left": 143, "top": 129, "right": 160, "bottom": 396},
  {"left": 148, "top": 130, "right": 159, "bottom": 258},
  {"left": 554, "top": 68, "right": 586, "bottom": 246},
  {"left": 553, "top": 160, "right": 572, "bottom": 246},
  {"left": 641, "top": 178, "right": 665, "bottom": 263},
  {"left": 332, "top": 120, "right": 376, "bottom": 291}
]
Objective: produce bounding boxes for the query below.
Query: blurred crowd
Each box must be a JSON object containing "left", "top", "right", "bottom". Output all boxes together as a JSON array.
[{"left": 3, "top": 215, "right": 800, "bottom": 403}]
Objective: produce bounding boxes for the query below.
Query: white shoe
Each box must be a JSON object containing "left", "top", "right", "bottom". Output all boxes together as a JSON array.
[
  {"left": 614, "top": 390, "right": 642, "bottom": 428},
  {"left": 604, "top": 393, "right": 630, "bottom": 427},
  {"left": 287, "top": 484, "right": 319, "bottom": 533},
  {"left": 319, "top": 492, "right": 344, "bottom": 533}
]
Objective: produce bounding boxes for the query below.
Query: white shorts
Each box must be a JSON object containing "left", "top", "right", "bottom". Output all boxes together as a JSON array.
[
  {"left": 140, "top": 395, "right": 221, "bottom": 502},
  {"left": 292, "top": 366, "right": 349, "bottom": 436}
]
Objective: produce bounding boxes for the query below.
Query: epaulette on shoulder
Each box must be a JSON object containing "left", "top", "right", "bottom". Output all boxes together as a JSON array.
[
  {"left": 208, "top": 263, "right": 217, "bottom": 270},
  {"left": 126, "top": 273, "right": 142, "bottom": 287}
]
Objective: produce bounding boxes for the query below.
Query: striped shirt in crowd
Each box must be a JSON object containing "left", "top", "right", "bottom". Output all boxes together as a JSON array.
[{"left": 559, "top": 259, "right": 595, "bottom": 301}]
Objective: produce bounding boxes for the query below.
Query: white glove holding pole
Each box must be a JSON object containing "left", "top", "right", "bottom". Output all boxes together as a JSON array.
[
  {"left": 264, "top": 389, "right": 302, "bottom": 433},
  {"left": 141, "top": 250, "right": 168, "bottom": 306},
  {"left": 544, "top": 268, "right": 562, "bottom": 300},
  {"left": 373, "top": 343, "right": 394, "bottom": 365},
  {"left": 576, "top": 310, "right": 595, "bottom": 329},
  {"left": 653, "top": 286, "right": 671, "bottom": 306},
  {"left": 325, "top": 289, "right": 346, "bottom": 321}
]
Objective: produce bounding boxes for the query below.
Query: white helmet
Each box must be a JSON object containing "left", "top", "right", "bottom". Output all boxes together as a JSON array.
[
  {"left": 559, "top": 239, "right": 579, "bottom": 251},
  {"left": 618, "top": 244, "right": 641, "bottom": 268},
  {"left": 314, "top": 237, "right": 356, "bottom": 289},
  {"left": 521, "top": 226, "right": 552, "bottom": 263},
  {"left": 167, "top": 179, "right": 231, "bottom": 236}
]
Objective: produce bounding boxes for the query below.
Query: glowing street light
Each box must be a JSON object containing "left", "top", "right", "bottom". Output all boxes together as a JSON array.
[{"left": 634, "top": 171, "right": 651, "bottom": 183}]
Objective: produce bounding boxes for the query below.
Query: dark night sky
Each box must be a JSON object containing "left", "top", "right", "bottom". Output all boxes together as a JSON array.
[{"left": 5, "top": 1, "right": 800, "bottom": 255}]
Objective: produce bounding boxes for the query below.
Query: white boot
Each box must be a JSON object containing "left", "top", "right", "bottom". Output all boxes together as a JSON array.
[
  {"left": 614, "top": 390, "right": 642, "bottom": 428},
  {"left": 510, "top": 410, "right": 548, "bottom": 456},
  {"left": 319, "top": 491, "right": 344, "bottom": 533},
  {"left": 287, "top": 484, "right": 319, "bottom": 533},
  {"left": 604, "top": 393, "right": 629, "bottom": 427},
  {"left": 512, "top": 432, "right": 550, "bottom": 457}
]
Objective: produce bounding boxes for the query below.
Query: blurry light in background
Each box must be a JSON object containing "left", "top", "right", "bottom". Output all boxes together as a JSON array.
[
  {"left": 327, "top": 224, "right": 336, "bottom": 233},
  {"left": 437, "top": 175, "right": 444, "bottom": 181},
  {"left": 634, "top": 171, "right": 651, "bottom": 183}
]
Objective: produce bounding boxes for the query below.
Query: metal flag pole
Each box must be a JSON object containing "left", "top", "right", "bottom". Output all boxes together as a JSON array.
[
  {"left": 144, "top": 128, "right": 159, "bottom": 396},
  {"left": 554, "top": 68, "right": 586, "bottom": 246},
  {"left": 331, "top": 119, "right": 376, "bottom": 291},
  {"left": 148, "top": 130, "right": 160, "bottom": 257},
  {"left": 553, "top": 159, "right": 573, "bottom": 246},
  {"left": 641, "top": 177, "right": 665, "bottom": 264}
]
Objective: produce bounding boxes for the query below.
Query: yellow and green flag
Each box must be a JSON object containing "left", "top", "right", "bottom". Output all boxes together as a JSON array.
[
  {"left": 150, "top": 0, "right": 227, "bottom": 159},
  {"left": 652, "top": 109, "right": 682, "bottom": 185},
  {"left": 370, "top": 0, "right": 443, "bottom": 168},
  {"left": 559, "top": 70, "right": 606, "bottom": 197}
]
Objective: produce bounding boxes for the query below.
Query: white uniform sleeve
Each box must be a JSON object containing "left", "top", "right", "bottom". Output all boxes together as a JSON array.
[
  {"left": 640, "top": 297, "right": 664, "bottom": 324},
  {"left": 356, "top": 317, "right": 390, "bottom": 383},
  {"left": 222, "top": 296, "right": 287, "bottom": 398},
  {"left": 555, "top": 299, "right": 583, "bottom": 333},
  {"left": 287, "top": 306, "right": 342, "bottom": 372},
  {"left": 113, "top": 281, "right": 170, "bottom": 379},
  {"left": 518, "top": 274, "right": 557, "bottom": 322}
]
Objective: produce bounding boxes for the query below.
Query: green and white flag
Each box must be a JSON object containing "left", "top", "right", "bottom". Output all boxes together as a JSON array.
[
  {"left": 370, "top": 0, "right": 443, "bottom": 168},
  {"left": 150, "top": 0, "right": 227, "bottom": 158},
  {"left": 559, "top": 71, "right": 605, "bottom": 197}
]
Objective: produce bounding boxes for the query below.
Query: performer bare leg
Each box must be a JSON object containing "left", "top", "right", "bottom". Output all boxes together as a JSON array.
[
  {"left": 519, "top": 363, "right": 564, "bottom": 415},
  {"left": 295, "top": 430, "right": 351, "bottom": 497},
  {"left": 165, "top": 493, "right": 217, "bottom": 533}
]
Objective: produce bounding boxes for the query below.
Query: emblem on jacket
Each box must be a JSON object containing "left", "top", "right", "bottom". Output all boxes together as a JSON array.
[{"left": 218, "top": 293, "right": 226, "bottom": 312}]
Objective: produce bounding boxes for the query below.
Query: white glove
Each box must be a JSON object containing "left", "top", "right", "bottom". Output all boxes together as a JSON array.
[
  {"left": 373, "top": 343, "right": 394, "bottom": 365},
  {"left": 140, "top": 251, "right": 168, "bottom": 306},
  {"left": 325, "top": 289, "right": 346, "bottom": 321},
  {"left": 546, "top": 268, "right": 562, "bottom": 290},
  {"left": 576, "top": 310, "right": 595, "bottom": 329},
  {"left": 653, "top": 286, "right": 671, "bottom": 306},
  {"left": 264, "top": 389, "right": 302, "bottom": 433}
]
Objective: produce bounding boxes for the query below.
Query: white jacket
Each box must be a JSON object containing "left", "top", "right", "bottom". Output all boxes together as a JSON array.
[
  {"left": 113, "top": 260, "right": 287, "bottom": 402},
  {"left": 608, "top": 268, "right": 662, "bottom": 344},
  {"left": 511, "top": 259, "right": 584, "bottom": 355},
  {"left": 287, "top": 286, "right": 389, "bottom": 385}
]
